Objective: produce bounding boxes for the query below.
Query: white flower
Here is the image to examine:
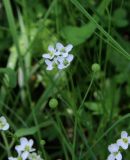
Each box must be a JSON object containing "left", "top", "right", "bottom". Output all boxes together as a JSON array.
[
  {"left": 107, "top": 143, "right": 122, "bottom": 160},
  {"left": 42, "top": 42, "right": 74, "bottom": 70},
  {"left": 56, "top": 42, "right": 73, "bottom": 57},
  {"left": 45, "top": 58, "right": 58, "bottom": 70},
  {"left": 0, "top": 116, "right": 9, "bottom": 131},
  {"left": 28, "top": 152, "right": 43, "bottom": 160},
  {"left": 57, "top": 54, "right": 74, "bottom": 70},
  {"left": 15, "top": 137, "right": 35, "bottom": 157},
  {"left": 42, "top": 45, "right": 56, "bottom": 59},
  {"left": 117, "top": 131, "right": 130, "bottom": 150},
  {"left": 8, "top": 151, "right": 28, "bottom": 160}
]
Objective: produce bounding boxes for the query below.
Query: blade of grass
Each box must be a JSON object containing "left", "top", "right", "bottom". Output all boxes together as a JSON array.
[
  {"left": 3, "top": 0, "right": 21, "bottom": 56},
  {"left": 70, "top": 0, "right": 130, "bottom": 60}
]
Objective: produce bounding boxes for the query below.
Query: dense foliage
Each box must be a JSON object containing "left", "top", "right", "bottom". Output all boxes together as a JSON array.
[{"left": 0, "top": 0, "right": 130, "bottom": 159}]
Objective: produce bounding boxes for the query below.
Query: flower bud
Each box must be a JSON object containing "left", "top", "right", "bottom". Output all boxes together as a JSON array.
[
  {"left": 49, "top": 98, "right": 58, "bottom": 109},
  {"left": 40, "top": 139, "right": 46, "bottom": 145},
  {"left": 91, "top": 63, "right": 101, "bottom": 73}
]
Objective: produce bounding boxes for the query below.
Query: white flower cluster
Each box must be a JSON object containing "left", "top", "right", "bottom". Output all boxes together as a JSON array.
[
  {"left": 0, "top": 116, "right": 9, "bottom": 131},
  {"left": 42, "top": 42, "right": 74, "bottom": 70},
  {"left": 9, "top": 137, "right": 43, "bottom": 160},
  {"left": 107, "top": 131, "right": 130, "bottom": 160}
]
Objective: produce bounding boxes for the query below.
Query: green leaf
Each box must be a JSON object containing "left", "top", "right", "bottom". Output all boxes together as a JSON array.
[
  {"left": 84, "top": 102, "right": 103, "bottom": 115},
  {"left": 62, "top": 23, "right": 95, "bottom": 45},
  {"left": 113, "top": 8, "right": 128, "bottom": 27},
  {"left": 15, "top": 127, "right": 38, "bottom": 137},
  {"left": 0, "top": 68, "right": 17, "bottom": 88},
  {"left": 62, "top": 0, "right": 112, "bottom": 45}
]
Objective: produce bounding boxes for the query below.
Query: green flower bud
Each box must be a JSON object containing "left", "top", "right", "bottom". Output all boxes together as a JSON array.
[
  {"left": 40, "top": 140, "right": 46, "bottom": 145},
  {"left": 49, "top": 98, "right": 58, "bottom": 109},
  {"left": 91, "top": 63, "right": 101, "bottom": 73}
]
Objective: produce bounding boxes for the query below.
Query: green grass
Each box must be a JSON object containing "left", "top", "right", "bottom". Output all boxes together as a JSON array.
[{"left": 0, "top": 0, "right": 130, "bottom": 159}]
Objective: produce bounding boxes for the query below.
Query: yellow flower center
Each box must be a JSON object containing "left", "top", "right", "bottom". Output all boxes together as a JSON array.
[
  {"left": 0, "top": 121, "right": 4, "bottom": 128},
  {"left": 123, "top": 138, "right": 128, "bottom": 143},
  {"left": 114, "top": 152, "right": 118, "bottom": 156},
  {"left": 25, "top": 145, "right": 30, "bottom": 151},
  {"left": 63, "top": 59, "right": 69, "bottom": 66}
]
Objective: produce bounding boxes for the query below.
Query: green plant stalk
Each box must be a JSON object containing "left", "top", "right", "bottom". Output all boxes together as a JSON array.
[
  {"left": 72, "top": 117, "right": 77, "bottom": 160},
  {"left": 2, "top": 0, "right": 24, "bottom": 109},
  {"left": 1, "top": 132, "right": 11, "bottom": 156},
  {"left": 61, "top": 141, "right": 69, "bottom": 160},
  {"left": 3, "top": 0, "right": 21, "bottom": 56},
  {"left": 25, "top": 83, "right": 47, "bottom": 159},
  {"left": 53, "top": 119, "right": 73, "bottom": 156},
  {"left": 78, "top": 123, "right": 97, "bottom": 160},
  {"left": 78, "top": 75, "right": 94, "bottom": 111}
]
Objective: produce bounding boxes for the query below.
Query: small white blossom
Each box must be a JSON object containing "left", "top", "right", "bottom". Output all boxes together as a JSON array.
[
  {"left": 42, "top": 45, "right": 56, "bottom": 59},
  {"left": 42, "top": 42, "right": 74, "bottom": 70},
  {"left": 45, "top": 58, "right": 58, "bottom": 71},
  {"left": 0, "top": 116, "right": 9, "bottom": 131},
  {"left": 117, "top": 131, "right": 130, "bottom": 150},
  {"left": 56, "top": 42, "right": 73, "bottom": 57},
  {"left": 57, "top": 54, "right": 74, "bottom": 70},
  {"left": 15, "top": 137, "right": 35, "bottom": 157},
  {"left": 28, "top": 152, "right": 43, "bottom": 160},
  {"left": 107, "top": 143, "right": 122, "bottom": 160}
]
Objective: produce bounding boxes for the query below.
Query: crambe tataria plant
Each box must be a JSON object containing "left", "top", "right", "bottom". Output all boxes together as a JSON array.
[{"left": 42, "top": 42, "right": 74, "bottom": 70}]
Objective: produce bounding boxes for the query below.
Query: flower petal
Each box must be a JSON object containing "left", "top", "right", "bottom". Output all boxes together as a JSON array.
[
  {"left": 28, "top": 139, "right": 34, "bottom": 147},
  {"left": 127, "top": 136, "right": 130, "bottom": 143},
  {"left": 65, "top": 44, "right": 73, "bottom": 52},
  {"left": 115, "top": 152, "right": 122, "bottom": 160},
  {"left": 62, "top": 52, "right": 68, "bottom": 57},
  {"left": 107, "top": 154, "right": 115, "bottom": 160},
  {"left": 55, "top": 51, "right": 61, "bottom": 56},
  {"left": 66, "top": 54, "right": 74, "bottom": 62},
  {"left": 57, "top": 56, "right": 64, "bottom": 63},
  {"left": 121, "top": 131, "right": 128, "bottom": 138},
  {"left": 117, "top": 139, "right": 128, "bottom": 150},
  {"left": 108, "top": 144, "right": 119, "bottom": 153},
  {"left": 58, "top": 63, "right": 65, "bottom": 70},
  {"left": 15, "top": 145, "right": 23, "bottom": 153},
  {"left": 42, "top": 54, "right": 51, "bottom": 59},
  {"left": 46, "top": 65, "right": 53, "bottom": 70},
  {"left": 2, "top": 123, "right": 9, "bottom": 130},
  {"left": 48, "top": 45, "right": 55, "bottom": 52},
  {"left": 8, "top": 157, "right": 17, "bottom": 160},
  {"left": 22, "top": 151, "right": 29, "bottom": 160},
  {"left": 20, "top": 137, "right": 28, "bottom": 146},
  {"left": 45, "top": 59, "right": 52, "bottom": 65},
  {"left": 0, "top": 116, "right": 6, "bottom": 123},
  {"left": 56, "top": 42, "right": 64, "bottom": 50}
]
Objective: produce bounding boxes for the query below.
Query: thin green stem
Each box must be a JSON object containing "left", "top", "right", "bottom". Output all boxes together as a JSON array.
[
  {"left": 78, "top": 75, "right": 94, "bottom": 111},
  {"left": 1, "top": 132, "right": 11, "bottom": 156}
]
